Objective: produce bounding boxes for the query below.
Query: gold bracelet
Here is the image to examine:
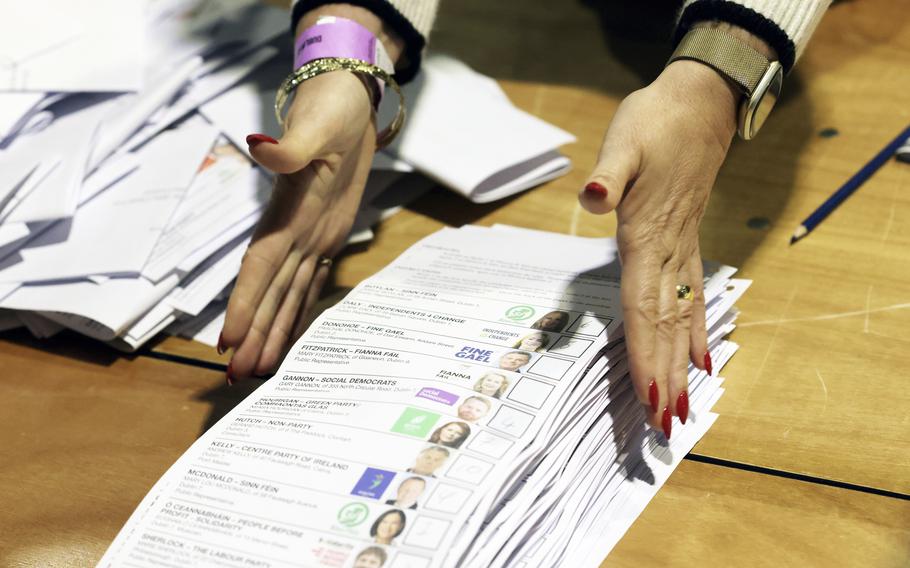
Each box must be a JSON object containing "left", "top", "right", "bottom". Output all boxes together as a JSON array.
[{"left": 275, "top": 57, "right": 405, "bottom": 150}]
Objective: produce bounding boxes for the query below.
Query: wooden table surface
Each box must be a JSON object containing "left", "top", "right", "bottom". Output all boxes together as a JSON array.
[{"left": 3, "top": 0, "right": 910, "bottom": 566}]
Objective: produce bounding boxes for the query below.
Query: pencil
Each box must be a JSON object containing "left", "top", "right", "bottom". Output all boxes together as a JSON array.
[{"left": 790, "top": 125, "right": 910, "bottom": 244}]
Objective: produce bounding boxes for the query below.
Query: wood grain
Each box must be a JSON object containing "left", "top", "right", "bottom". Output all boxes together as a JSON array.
[
  {"left": 606, "top": 459, "right": 910, "bottom": 568},
  {"left": 0, "top": 330, "right": 262, "bottom": 567}
]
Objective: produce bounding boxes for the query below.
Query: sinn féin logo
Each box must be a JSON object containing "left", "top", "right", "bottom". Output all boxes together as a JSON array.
[{"left": 505, "top": 305, "right": 535, "bottom": 321}]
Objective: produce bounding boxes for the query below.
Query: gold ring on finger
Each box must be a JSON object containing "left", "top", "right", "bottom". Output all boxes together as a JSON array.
[
  {"left": 317, "top": 255, "right": 333, "bottom": 268},
  {"left": 676, "top": 284, "right": 693, "bottom": 301}
]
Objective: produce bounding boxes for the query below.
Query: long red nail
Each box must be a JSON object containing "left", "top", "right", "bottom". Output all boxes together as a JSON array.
[
  {"left": 661, "top": 406, "right": 672, "bottom": 439},
  {"left": 583, "top": 182, "right": 608, "bottom": 198},
  {"left": 226, "top": 362, "right": 235, "bottom": 386},
  {"left": 648, "top": 379, "right": 659, "bottom": 413},
  {"left": 704, "top": 351, "right": 713, "bottom": 376},
  {"left": 677, "top": 391, "right": 689, "bottom": 424},
  {"left": 246, "top": 133, "right": 278, "bottom": 148},
  {"left": 217, "top": 332, "right": 226, "bottom": 355}
]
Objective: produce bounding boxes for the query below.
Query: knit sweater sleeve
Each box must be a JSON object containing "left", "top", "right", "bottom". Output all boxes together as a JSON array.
[
  {"left": 289, "top": 0, "right": 439, "bottom": 84},
  {"left": 675, "top": 0, "right": 831, "bottom": 73}
]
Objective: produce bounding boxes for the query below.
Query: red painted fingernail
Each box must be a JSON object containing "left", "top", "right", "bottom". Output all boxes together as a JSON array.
[
  {"left": 583, "top": 182, "right": 608, "bottom": 198},
  {"left": 226, "top": 362, "right": 235, "bottom": 386},
  {"left": 246, "top": 133, "right": 278, "bottom": 148},
  {"left": 704, "top": 351, "right": 713, "bottom": 376},
  {"left": 662, "top": 406, "right": 672, "bottom": 439},
  {"left": 648, "top": 379, "right": 659, "bottom": 413},
  {"left": 217, "top": 332, "right": 226, "bottom": 355},
  {"left": 677, "top": 390, "right": 689, "bottom": 424}
]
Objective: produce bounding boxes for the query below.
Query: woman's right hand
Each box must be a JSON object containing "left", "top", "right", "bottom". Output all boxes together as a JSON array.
[
  {"left": 219, "top": 68, "right": 377, "bottom": 382},
  {"left": 219, "top": 5, "right": 405, "bottom": 383}
]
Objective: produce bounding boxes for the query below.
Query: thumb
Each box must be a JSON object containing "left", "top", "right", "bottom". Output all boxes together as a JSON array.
[
  {"left": 578, "top": 134, "right": 639, "bottom": 215},
  {"left": 245, "top": 128, "right": 327, "bottom": 175}
]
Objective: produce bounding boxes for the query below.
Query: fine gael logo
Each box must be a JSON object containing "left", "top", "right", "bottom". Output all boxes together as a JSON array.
[
  {"left": 505, "top": 305, "right": 535, "bottom": 321},
  {"left": 337, "top": 502, "right": 370, "bottom": 527}
]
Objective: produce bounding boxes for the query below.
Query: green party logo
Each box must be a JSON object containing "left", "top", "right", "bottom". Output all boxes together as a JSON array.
[
  {"left": 391, "top": 407, "right": 441, "bottom": 437},
  {"left": 337, "top": 502, "right": 370, "bottom": 527},
  {"left": 505, "top": 305, "right": 535, "bottom": 321}
]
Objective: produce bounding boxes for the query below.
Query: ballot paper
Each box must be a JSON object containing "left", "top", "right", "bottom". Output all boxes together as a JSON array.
[{"left": 99, "top": 225, "right": 748, "bottom": 568}]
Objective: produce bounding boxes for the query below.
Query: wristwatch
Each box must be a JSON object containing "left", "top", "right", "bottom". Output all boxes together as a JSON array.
[{"left": 668, "top": 27, "right": 783, "bottom": 140}]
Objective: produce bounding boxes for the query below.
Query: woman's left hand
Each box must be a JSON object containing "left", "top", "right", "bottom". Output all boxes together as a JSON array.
[{"left": 578, "top": 59, "right": 739, "bottom": 437}]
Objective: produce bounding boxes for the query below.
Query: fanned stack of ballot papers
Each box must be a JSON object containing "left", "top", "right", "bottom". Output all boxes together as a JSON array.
[
  {"left": 0, "top": 0, "right": 574, "bottom": 350},
  {"left": 100, "top": 225, "right": 750, "bottom": 567}
]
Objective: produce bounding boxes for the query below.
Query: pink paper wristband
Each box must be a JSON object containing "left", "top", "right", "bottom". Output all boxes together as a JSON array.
[{"left": 294, "top": 16, "right": 394, "bottom": 101}]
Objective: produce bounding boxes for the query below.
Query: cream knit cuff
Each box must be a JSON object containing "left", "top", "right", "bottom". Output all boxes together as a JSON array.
[{"left": 677, "top": 0, "right": 831, "bottom": 72}]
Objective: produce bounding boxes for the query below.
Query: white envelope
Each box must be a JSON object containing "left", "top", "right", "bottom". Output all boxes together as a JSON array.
[
  {"left": 0, "top": 116, "right": 219, "bottom": 283},
  {"left": 4, "top": 273, "right": 180, "bottom": 341},
  {"left": 122, "top": 45, "right": 279, "bottom": 155},
  {"left": 0, "top": 94, "right": 121, "bottom": 223},
  {"left": 0, "top": 0, "right": 144, "bottom": 92},
  {"left": 145, "top": 0, "right": 287, "bottom": 72},
  {"left": 0, "top": 92, "right": 45, "bottom": 140},
  {"left": 379, "top": 54, "right": 577, "bottom": 203},
  {"left": 142, "top": 138, "right": 270, "bottom": 282}
]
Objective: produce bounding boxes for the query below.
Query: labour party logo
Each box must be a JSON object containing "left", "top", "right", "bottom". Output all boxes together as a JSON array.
[
  {"left": 505, "top": 305, "right": 535, "bottom": 321},
  {"left": 337, "top": 502, "right": 370, "bottom": 527}
]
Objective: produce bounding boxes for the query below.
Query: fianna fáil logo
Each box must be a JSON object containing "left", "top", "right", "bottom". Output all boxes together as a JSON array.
[{"left": 505, "top": 305, "right": 535, "bottom": 322}]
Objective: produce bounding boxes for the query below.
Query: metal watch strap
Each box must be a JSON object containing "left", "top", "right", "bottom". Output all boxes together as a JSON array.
[{"left": 669, "top": 27, "right": 770, "bottom": 94}]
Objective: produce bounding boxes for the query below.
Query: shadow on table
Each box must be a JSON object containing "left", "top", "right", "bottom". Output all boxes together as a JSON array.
[
  {"left": 193, "top": 378, "right": 264, "bottom": 435},
  {"left": 420, "top": 0, "right": 816, "bottom": 271},
  {"left": 1, "top": 327, "right": 125, "bottom": 366}
]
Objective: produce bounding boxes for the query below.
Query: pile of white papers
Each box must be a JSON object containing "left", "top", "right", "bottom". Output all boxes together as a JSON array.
[
  {"left": 99, "top": 225, "right": 749, "bottom": 567},
  {"left": 0, "top": 1, "right": 574, "bottom": 350}
]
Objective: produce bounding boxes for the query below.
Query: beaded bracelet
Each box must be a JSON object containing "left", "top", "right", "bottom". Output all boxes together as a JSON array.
[{"left": 275, "top": 57, "right": 405, "bottom": 149}]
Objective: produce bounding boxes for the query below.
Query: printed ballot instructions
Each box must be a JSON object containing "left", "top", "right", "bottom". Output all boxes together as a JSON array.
[{"left": 99, "top": 225, "right": 749, "bottom": 568}]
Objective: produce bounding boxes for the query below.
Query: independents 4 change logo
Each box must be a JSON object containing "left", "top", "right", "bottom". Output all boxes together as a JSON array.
[
  {"left": 504, "top": 305, "right": 535, "bottom": 322},
  {"left": 337, "top": 502, "right": 370, "bottom": 527}
]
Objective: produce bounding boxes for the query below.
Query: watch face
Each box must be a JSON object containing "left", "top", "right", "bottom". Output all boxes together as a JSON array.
[{"left": 742, "top": 61, "right": 783, "bottom": 140}]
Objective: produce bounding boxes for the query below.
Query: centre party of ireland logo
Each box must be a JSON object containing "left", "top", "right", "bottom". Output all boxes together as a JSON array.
[
  {"left": 337, "top": 502, "right": 370, "bottom": 527},
  {"left": 505, "top": 305, "right": 535, "bottom": 321},
  {"left": 351, "top": 467, "right": 396, "bottom": 499}
]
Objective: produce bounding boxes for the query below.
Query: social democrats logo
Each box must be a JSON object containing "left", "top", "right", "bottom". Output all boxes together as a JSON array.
[{"left": 505, "top": 305, "right": 536, "bottom": 321}]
